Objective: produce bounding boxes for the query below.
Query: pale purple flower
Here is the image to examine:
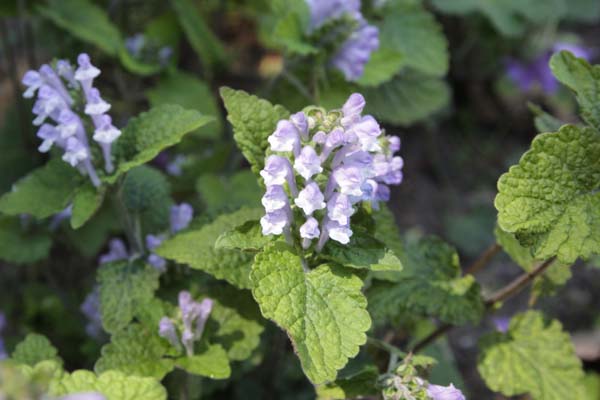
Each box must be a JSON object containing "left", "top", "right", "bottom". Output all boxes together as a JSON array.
[
  {"left": 74, "top": 53, "right": 101, "bottom": 83},
  {"left": 305, "top": 0, "right": 360, "bottom": 30},
  {"left": 268, "top": 120, "right": 301, "bottom": 154},
  {"left": 325, "top": 219, "right": 353, "bottom": 244},
  {"left": 147, "top": 254, "right": 167, "bottom": 272},
  {"left": 427, "top": 383, "right": 466, "bottom": 400},
  {"left": 388, "top": 136, "right": 401, "bottom": 152},
  {"left": 294, "top": 145, "right": 323, "bottom": 180},
  {"left": 260, "top": 155, "right": 297, "bottom": 194},
  {"left": 22, "top": 70, "right": 43, "bottom": 98},
  {"left": 312, "top": 131, "right": 327, "bottom": 144},
  {"left": 36, "top": 124, "right": 60, "bottom": 152},
  {"left": 56, "top": 109, "right": 80, "bottom": 139},
  {"left": 553, "top": 42, "right": 591, "bottom": 60},
  {"left": 170, "top": 203, "right": 194, "bottom": 233},
  {"left": 93, "top": 114, "right": 121, "bottom": 144},
  {"left": 99, "top": 238, "right": 129, "bottom": 264},
  {"left": 177, "top": 292, "right": 213, "bottom": 356},
  {"left": 159, "top": 317, "right": 180, "bottom": 349},
  {"left": 50, "top": 204, "right": 73, "bottom": 230},
  {"left": 332, "top": 21, "right": 380, "bottom": 81},
  {"left": 262, "top": 185, "right": 288, "bottom": 212},
  {"left": 347, "top": 115, "right": 381, "bottom": 151},
  {"left": 84, "top": 88, "right": 111, "bottom": 116},
  {"left": 56, "top": 59, "right": 77, "bottom": 87},
  {"left": 0, "top": 312, "right": 6, "bottom": 360},
  {"left": 342, "top": 93, "right": 366, "bottom": 126},
  {"left": 333, "top": 165, "right": 364, "bottom": 196},
  {"left": 294, "top": 182, "right": 326, "bottom": 215},
  {"left": 146, "top": 234, "right": 164, "bottom": 251},
  {"left": 300, "top": 217, "right": 320, "bottom": 249},
  {"left": 81, "top": 288, "right": 103, "bottom": 339},
  {"left": 260, "top": 208, "right": 290, "bottom": 235},
  {"left": 62, "top": 137, "right": 89, "bottom": 167},
  {"left": 166, "top": 154, "right": 186, "bottom": 176},
  {"left": 290, "top": 112, "right": 309, "bottom": 139},
  {"left": 327, "top": 193, "right": 354, "bottom": 225},
  {"left": 158, "top": 47, "right": 173, "bottom": 66},
  {"left": 493, "top": 316, "right": 510, "bottom": 333},
  {"left": 125, "top": 34, "right": 146, "bottom": 57},
  {"left": 39, "top": 64, "right": 72, "bottom": 104}
]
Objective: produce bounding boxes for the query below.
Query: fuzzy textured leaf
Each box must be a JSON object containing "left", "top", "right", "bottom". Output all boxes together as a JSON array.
[
  {"left": 11, "top": 334, "right": 62, "bottom": 367},
  {"left": 50, "top": 370, "right": 166, "bottom": 400},
  {"left": 251, "top": 242, "right": 371, "bottom": 384},
  {"left": 0, "top": 159, "right": 82, "bottom": 219},
  {"left": 71, "top": 184, "right": 105, "bottom": 229},
  {"left": 478, "top": 310, "right": 585, "bottom": 400},
  {"left": 320, "top": 230, "right": 402, "bottom": 271},
  {"left": 215, "top": 220, "right": 275, "bottom": 252},
  {"left": 98, "top": 260, "right": 160, "bottom": 334},
  {"left": 220, "top": 87, "right": 290, "bottom": 174},
  {"left": 157, "top": 207, "right": 263, "bottom": 289},
  {"left": 95, "top": 324, "right": 174, "bottom": 379},
  {"left": 550, "top": 51, "right": 600, "bottom": 130},
  {"left": 175, "top": 345, "right": 231, "bottom": 379},
  {"left": 495, "top": 125, "right": 600, "bottom": 263},
  {"left": 110, "top": 104, "right": 214, "bottom": 182},
  {"left": 368, "top": 236, "right": 484, "bottom": 326}
]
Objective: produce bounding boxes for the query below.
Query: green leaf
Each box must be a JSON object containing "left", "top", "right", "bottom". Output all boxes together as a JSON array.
[
  {"left": 368, "top": 236, "right": 484, "bottom": 326},
  {"left": 550, "top": 51, "right": 600, "bottom": 131},
  {"left": 271, "top": 3, "right": 317, "bottom": 55},
  {"left": 110, "top": 104, "right": 214, "bottom": 183},
  {"left": 157, "top": 207, "right": 264, "bottom": 289},
  {"left": 220, "top": 87, "right": 290, "bottom": 174},
  {"left": 478, "top": 310, "right": 585, "bottom": 400},
  {"left": 49, "top": 370, "right": 167, "bottom": 400},
  {"left": 95, "top": 324, "right": 175, "bottom": 379},
  {"left": 215, "top": 220, "right": 274, "bottom": 252},
  {"left": 320, "top": 230, "right": 402, "bottom": 271},
  {"left": 175, "top": 344, "right": 231, "bottom": 379},
  {"left": 528, "top": 103, "right": 565, "bottom": 133},
  {"left": 316, "top": 365, "right": 379, "bottom": 400},
  {"left": 71, "top": 184, "right": 105, "bottom": 229},
  {"left": 563, "top": 0, "right": 600, "bottom": 22},
  {"left": 206, "top": 285, "right": 265, "bottom": 361},
  {"left": 583, "top": 373, "right": 600, "bottom": 400},
  {"left": 118, "top": 47, "right": 163, "bottom": 77},
  {"left": 376, "top": 1, "right": 448, "bottom": 77},
  {"left": 171, "top": 0, "right": 225, "bottom": 68},
  {"left": 38, "top": 0, "right": 122, "bottom": 55},
  {"left": 196, "top": 171, "right": 262, "bottom": 215},
  {"left": 0, "top": 217, "right": 51, "bottom": 264},
  {"left": 431, "top": 0, "right": 567, "bottom": 37},
  {"left": 357, "top": 49, "right": 405, "bottom": 87},
  {"left": 251, "top": 242, "right": 371, "bottom": 384},
  {"left": 11, "top": 334, "right": 62, "bottom": 367},
  {"left": 146, "top": 70, "right": 221, "bottom": 137},
  {"left": 363, "top": 73, "right": 450, "bottom": 126},
  {"left": 98, "top": 260, "right": 160, "bottom": 334},
  {"left": 121, "top": 166, "right": 171, "bottom": 232},
  {"left": 0, "top": 159, "right": 82, "bottom": 219},
  {"left": 495, "top": 125, "right": 600, "bottom": 263}
]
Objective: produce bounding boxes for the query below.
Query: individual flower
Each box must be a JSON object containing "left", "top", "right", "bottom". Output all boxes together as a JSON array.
[
  {"left": 170, "top": 203, "right": 194, "bottom": 233},
  {"left": 492, "top": 316, "right": 510, "bottom": 333},
  {"left": 99, "top": 238, "right": 129, "bottom": 264},
  {"left": 125, "top": 33, "right": 146, "bottom": 58},
  {"left": 259, "top": 93, "right": 403, "bottom": 250},
  {"left": 305, "top": 0, "right": 379, "bottom": 81},
  {"left": 0, "top": 312, "right": 6, "bottom": 360},
  {"left": 146, "top": 234, "right": 167, "bottom": 273},
  {"left": 81, "top": 288, "right": 103, "bottom": 339},
  {"left": 22, "top": 53, "right": 121, "bottom": 186},
  {"left": 158, "top": 291, "right": 213, "bottom": 356},
  {"left": 427, "top": 383, "right": 466, "bottom": 400},
  {"left": 61, "top": 393, "right": 106, "bottom": 400}
]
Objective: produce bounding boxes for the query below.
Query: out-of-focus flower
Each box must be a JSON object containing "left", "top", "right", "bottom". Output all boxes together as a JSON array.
[
  {"left": 61, "top": 393, "right": 106, "bottom": 400},
  {"left": 0, "top": 312, "right": 6, "bottom": 359},
  {"left": 158, "top": 291, "right": 213, "bottom": 356},
  {"left": 22, "top": 54, "right": 122, "bottom": 186},
  {"left": 170, "top": 203, "right": 193, "bottom": 233},
  {"left": 305, "top": 0, "right": 379, "bottom": 81},
  {"left": 259, "top": 93, "right": 403, "bottom": 250},
  {"left": 427, "top": 383, "right": 466, "bottom": 400},
  {"left": 98, "top": 239, "right": 129, "bottom": 264},
  {"left": 81, "top": 288, "right": 103, "bottom": 339},
  {"left": 492, "top": 316, "right": 510, "bottom": 333},
  {"left": 506, "top": 43, "right": 592, "bottom": 94}
]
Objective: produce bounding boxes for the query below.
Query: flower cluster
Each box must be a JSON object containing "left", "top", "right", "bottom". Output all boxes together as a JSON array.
[
  {"left": 305, "top": 0, "right": 379, "bottom": 81},
  {"left": 260, "top": 93, "right": 402, "bottom": 251},
  {"left": 98, "top": 203, "right": 193, "bottom": 272},
  {"left": 22, "top": 54, "right": 121, "bottom": 187},
  {"left": 427, "top": 383, "right": 466, "bottom": 400},
  {"left": 158, "top": 291, "right": 213, "bottom": 356},
  {"left": 506, "top": 42, "right": 591, "bottom": 94}
]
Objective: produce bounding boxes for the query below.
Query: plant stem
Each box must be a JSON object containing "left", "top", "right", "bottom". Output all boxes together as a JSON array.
[
  {"left": 410, "top": 257, "right": 557, "bottom": 353},
  {"left": 465, "top": 243, "right": 501, "bottom": 275}
]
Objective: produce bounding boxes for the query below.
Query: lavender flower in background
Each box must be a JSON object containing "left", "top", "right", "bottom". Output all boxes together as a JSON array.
[
  {"left": 305, "top": 0, "right": 379, "bottom": 81},
  {"left": 170, "top": 203, "right": 193, "bottom": 233},
  {"left": 492, "top": 316, "right": 510, "bottom": 333},
  {"left": 158, "top": 291, "right": 213, "bottom": 356},
  {"left": 146, "top": 234, "right": 167, "bottom": 273},
  {"left": 259, "top": 93, "right": 403, "bottom": 250},
  {"left": 81, "top": 288, "right": 103, "bottom": 339},
  {"left": 22, "top": 54, "right": 122, "bottom": 186},
  {"left": 98, "top": 238, "right": 129, "bottom": 264},
  {"left": 61, "top": 394, "right": 106, "bottom": 400},
  {"left": 506, "top": 43, "right": 592, "bottom": 94},
  {"left": 427, "top": 383, "right": 466, "bottom": 400},
  {"left": 125, "top": 34, "right": 146, "bottom": 58},
  {"left": 125, "top": 33, "right": 173, "bottom": 66},
  {"left": 49, "top": 204, "right": 73, "bottom": 230},
  {"left": 0, "top": 312, "right": 6, "bottom": 360}
]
